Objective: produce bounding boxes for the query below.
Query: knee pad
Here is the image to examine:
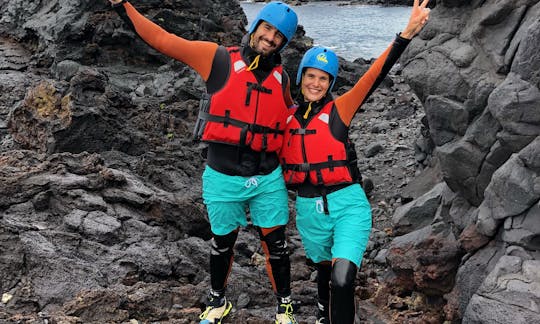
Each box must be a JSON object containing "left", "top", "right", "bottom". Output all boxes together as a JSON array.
[
  {"left": 259, "top": 226, "right": 288, "bottom": 257},
  {"left": 331, "top": 258, "right": 357, "bottom": 292},
  {"left": 211, "top": 230, "right": 238, "bottom": 257}
]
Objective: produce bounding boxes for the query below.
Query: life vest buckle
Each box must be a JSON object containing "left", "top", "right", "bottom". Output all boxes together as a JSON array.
[
  {"left": 299, "top": 163, "right": 311, "bottom": 172},
  {"left": 290, "top": 128, "right": 316, "bottom": 135}
]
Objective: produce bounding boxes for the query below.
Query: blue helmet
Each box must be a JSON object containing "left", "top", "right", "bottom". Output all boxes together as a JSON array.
[
  {"left": 248, "top": 2, "right": 298, "bottom": 51},
  {"left": 296, "top": 46, "right": 339, "bottom": 93}
]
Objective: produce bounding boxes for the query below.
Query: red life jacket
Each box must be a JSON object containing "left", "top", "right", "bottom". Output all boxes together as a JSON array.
[
  {"left": 199, "top": 47, "right": 289, "bottom": 152},
  {"left": 279, "top": 101, "right": 356, "bottom": 186}
]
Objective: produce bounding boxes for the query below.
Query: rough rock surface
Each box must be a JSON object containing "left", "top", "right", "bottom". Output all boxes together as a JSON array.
[{"left": 0, "top": 0, "right": 538, "bottom": 323}]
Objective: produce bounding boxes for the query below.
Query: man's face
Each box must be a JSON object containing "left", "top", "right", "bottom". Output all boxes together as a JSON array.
[{"left": 250, "top": 21, "right": 285, "bottom": 56}]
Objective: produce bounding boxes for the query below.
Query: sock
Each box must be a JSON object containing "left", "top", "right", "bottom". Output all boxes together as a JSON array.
[{"left": 207, "top": 289, "right": 225, "bottom": 307}]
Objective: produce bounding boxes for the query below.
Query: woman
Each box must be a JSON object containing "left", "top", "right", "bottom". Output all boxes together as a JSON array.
[{"left": 278, "top": 1, "right": 430, "bottom": 323}]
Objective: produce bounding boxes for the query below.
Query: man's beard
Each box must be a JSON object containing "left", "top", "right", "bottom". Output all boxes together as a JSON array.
[{"left": 250, "top": 36, "right": 277, "bottom": 56}]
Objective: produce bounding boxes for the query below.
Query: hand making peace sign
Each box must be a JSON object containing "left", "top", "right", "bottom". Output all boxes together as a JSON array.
[{"left": 401, "top": 0, "right": 431, "bottom": 39}]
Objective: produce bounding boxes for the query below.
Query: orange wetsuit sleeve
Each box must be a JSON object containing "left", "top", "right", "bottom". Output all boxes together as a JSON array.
[
  {"left": 333, "top": 35, "right": 410, "bottom": 126},
  {"left": 334, "top": 44, "right": 393, "bottom": 126},
  {"left": 123, "top": 2, "right": 218, "bottom": 81}
]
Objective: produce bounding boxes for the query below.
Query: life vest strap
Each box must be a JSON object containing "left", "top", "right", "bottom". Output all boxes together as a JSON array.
[
  {"left": 282, "top": 159, "right": 348, "bottom": 172},
  {"left": 247, "top": 82, "right": 272, "bottom": 94},
  {"left": 198, "top": 111, "right": 284, "bottom": 135},
  {"left": 320, "top": 186, "right": 329, "bottom": 215},
  {"left": 289, "top": 128, "right": 316, "bottom": 135},
  {"left": 245, "top": 82, "right": 273, "bottom": 106}
]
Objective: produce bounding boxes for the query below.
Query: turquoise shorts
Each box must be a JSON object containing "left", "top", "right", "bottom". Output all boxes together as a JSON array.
[
  {"left": 202, "top": 165, "right": 289, "bottom": 235},
  {"left": 295, "top": 184, "right": 372, "bottom": 267}
]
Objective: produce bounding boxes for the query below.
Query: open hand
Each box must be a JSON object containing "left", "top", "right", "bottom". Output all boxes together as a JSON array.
[{"left": 401, "top": 0, "right": 430, "bottom": 39}]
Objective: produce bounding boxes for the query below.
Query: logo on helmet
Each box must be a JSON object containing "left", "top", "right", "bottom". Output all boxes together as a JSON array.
[{"left": 316, "top": 53, "right": 328, "bottom": 64}]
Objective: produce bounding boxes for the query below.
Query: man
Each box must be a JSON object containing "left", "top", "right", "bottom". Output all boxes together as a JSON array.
[{"left": 108, "top": 1, "right": 298, "bottom": 323}]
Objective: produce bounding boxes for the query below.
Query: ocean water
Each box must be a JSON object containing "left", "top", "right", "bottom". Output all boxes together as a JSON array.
[{"left": 240, "top": 1, "right": 411, "bottom": 61}]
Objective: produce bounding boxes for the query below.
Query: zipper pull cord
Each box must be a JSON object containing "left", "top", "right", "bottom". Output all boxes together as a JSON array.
[
  {"left": 303, "top": 102, "right": 312, "bottom": 119},
  {"left": 247, "top": 54, "right": 260, "bottom": 71}
]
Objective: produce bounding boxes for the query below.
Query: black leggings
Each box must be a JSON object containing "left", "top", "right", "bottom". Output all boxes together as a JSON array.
[
  {"left": 257, "top": 225, "right": 292, "bottom": 298},
  {"left": 317, "top": 258, "right": 358, "bottom": 323},
  {"left": 209, "top": 229, "right": 239, "bottom": 292},
  {"left": 210, "top": 226, "right": 291, "bottom": 298}
]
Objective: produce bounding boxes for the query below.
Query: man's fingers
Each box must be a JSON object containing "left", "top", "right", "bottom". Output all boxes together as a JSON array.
[
  {"left": 420, "top": 0, "right": 430, "bottom": 9},
  {"left": 414, "top": 0, "right": 420, "bottom": 8}
]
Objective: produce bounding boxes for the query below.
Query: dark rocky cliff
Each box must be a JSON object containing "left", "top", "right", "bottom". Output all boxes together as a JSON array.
[
  {"left": 0, "top": 0, "right": 538, "bottom": 323},
  {"left": 393, "top": 0, "right": 540, "bottom": 323}
]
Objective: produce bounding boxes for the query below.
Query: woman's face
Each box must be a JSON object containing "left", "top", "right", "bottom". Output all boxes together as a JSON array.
[{"left": 301, "top": 67, "right": 330, "bottom": 102}]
